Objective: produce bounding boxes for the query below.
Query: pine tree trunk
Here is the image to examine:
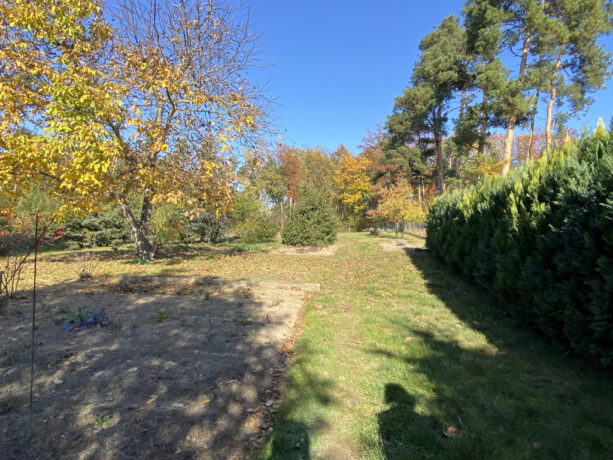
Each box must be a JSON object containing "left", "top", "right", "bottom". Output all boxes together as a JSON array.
[
  {"left": 527, "top": 87, "right": 540, "bottom": 162},
  {"left": 502, "top": 32, "right": 531, "bottom": 177},
  {"left": 420, "top": 178, "right": 425, "bottom": 209},
  {"left": 435, "top": 104, "right": 445, "bottom": 195},
  {"left": 545, "top": 49, "right": 564, "bottom": 151},
  {"left": 478, "top": 91, "right": 488, "bottom": 155}
]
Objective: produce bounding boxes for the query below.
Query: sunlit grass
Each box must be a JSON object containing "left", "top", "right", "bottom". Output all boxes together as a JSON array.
[{"left": 258, "top": 232, "right": 613, "bottom": 459}]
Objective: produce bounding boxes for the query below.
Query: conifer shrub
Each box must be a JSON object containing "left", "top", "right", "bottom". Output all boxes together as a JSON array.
[
  {"left": 427, "top": 127, "right": 613, "bottom": 367},
  {"left": 282, "top": 185, "right": 337, "bottom": 246},
  {"left": 184, "top": 212, "right": 227, "bottom": 243},
  {"left": 63, "top": 205, "right": 129, "bottom": 248}
]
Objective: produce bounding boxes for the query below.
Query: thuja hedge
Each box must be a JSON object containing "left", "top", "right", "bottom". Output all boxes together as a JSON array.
[{"left": 427, "top": 128, "right": 613, "bottom": 367}]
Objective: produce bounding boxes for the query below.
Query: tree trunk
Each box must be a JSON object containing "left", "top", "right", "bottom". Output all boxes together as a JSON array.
[
  {"left": 119, "top": 198, "right": 156, "bottom": 261},
  {"left": 545, "top": 49, "right": 564, "bottom": 151},
  {"left": 478, "top": 90, "right": 488, "bottom": 155},
  {"left": 502, "top": 32, "right": 531, "bottom": 177},
  {"left": 435, "top": 104, "right": 445, "bottom": 195},
  {"left": 527, "top": 86, "right": 540, "bottom": 162}
]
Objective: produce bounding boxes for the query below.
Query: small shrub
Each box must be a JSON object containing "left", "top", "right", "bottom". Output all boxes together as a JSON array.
[
  {"left": 66, "top": 308, "right": 92, "bottom": 322},
  {"left": 73, "top": 252, "right": 96, "bottom": 280},
  {"left": 282, "top": 185, "right": 337, "bottom": 246},
  {"left": 92, "top": 407, "right": 112, "bottom": 429},
  {"left": 154, "top": 308, "right": 171, "bottom": 322},
  {"left": 185, "top": 211, "right": 227, "bottom": 243},
  {"left": 237, "top": 215, "right": 279, "bottom": 243},
  {"left": 233, "top": 191, "right": 279, "bottom": 243}
]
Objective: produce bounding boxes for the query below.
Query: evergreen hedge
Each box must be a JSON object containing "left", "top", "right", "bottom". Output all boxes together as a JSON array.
[
  {"left": 427, "top": 128, "right": 613, "bottom": 367},
  {"left": 282, "top": 185, "right": 337, "bottom": 246}
]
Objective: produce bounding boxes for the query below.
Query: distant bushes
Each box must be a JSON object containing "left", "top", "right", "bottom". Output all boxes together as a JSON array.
[
  {"left": 427, "top": 127, "right": 613, "bottom": 367},
  {"left": 282, "top": 185, "right": 337, "bottom": 246},
  {"left": 234, "top": 192, "right": 279, "bottom": 243},
  {"left": 63, "top": 206, "right": 130, "bottom": 250}
]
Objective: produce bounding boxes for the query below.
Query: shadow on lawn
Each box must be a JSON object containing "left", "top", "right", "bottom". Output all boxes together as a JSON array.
[
  {"left": 0, "top": 277, "right": 298, "bottom": 459},
  {"left": 258, "top": 341, "right": 336, "bottom": 459},
  {"left": 370, "top": 249, "right": 613, "bottom": 459}
]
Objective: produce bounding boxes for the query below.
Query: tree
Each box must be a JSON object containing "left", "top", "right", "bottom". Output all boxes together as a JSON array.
[
  {"left": 386, "top": 15, "right": 467, "bottom": 195},
  {"left": 333, "top": 152, "right": 373, "bottom": 218},
  {"left": 0, "top": 0, "right": 121, "bottom": 212},
  {"left": 282, "top": 185, "right": 336, "bottom": 247},
  {"left": 462, "top": 0, "right": 509, "bottom": 156},
  {"left": 1, "top": 0, "right": 266, "bottom": 260},
  {"left": 367, "top": 179, "right": 425, "bottom": 236},
  {"left": 275, "top": 144, "right": 306, "bottom": 204},
  {"left": 539, "top": 0, "right": 612, "bottom": 151}
]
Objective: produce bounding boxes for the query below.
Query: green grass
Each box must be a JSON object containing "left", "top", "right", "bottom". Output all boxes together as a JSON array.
[{"left": 257, "top": 233, "right": 613, "bottom": 459}]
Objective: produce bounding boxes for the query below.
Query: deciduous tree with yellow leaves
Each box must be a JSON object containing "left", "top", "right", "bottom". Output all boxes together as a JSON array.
[
  {"left": 333, "top": 151, "right": 373, "bottom": 220},
  {"left": 0, "top": 0, "right": 266, "bottom": 259}
]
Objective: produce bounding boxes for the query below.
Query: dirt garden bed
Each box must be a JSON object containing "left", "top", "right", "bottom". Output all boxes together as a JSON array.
[
  {"left": 379, "top": 240, "right": 426, "bottom": 252},
  {"left": 268, "top": 244, "right": 340, "bottom": 256},
  {"left": 0, "top": 277, "right": 318, "bottom": 459}
]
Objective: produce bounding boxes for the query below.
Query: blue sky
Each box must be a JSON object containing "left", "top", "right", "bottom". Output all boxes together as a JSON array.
[{"left": 251, "top": 1, "right": 613, "bottom": 154}]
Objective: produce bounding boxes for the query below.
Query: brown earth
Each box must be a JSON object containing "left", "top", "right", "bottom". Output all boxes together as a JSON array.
[
  {"left": 379, "top": 240, "right": 426, "bottom": 252},
  {"left": 268, "top": 244, "right": 340, "bottom": 256},
  {"left": 0, "top": 277, "right": 318, "bottom": 459}
]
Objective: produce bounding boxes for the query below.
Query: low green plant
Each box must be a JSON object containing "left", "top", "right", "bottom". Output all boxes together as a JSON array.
[
  {"left": 66, "top": 308, "right": 92, "bottom": 322},
  {"left": 154, "top": 308, "right": 171, "bottom": 322},
  {"left": 92, "top": 407, "right": 112, "bottom": 429}
]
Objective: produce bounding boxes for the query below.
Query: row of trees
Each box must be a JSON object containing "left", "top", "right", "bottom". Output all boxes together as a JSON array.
[
  {"left": 385, "top": 0, "right": 612, "bottom": 195},
  {"left": 3, "top": 0, "right": 610, "bottom": 256},
  {"left": 235, "top": 141, "right": 426, "bottom": 233}
]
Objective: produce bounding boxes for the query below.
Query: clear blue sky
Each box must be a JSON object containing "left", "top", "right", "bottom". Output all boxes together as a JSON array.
[{"left": 251, "top": 1, "right": 613, "bottom": 154}]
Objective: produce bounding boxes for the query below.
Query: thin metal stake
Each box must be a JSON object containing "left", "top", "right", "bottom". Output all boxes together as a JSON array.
[{"left": 29, "top": 213, "right": 39, "bottom": 410}]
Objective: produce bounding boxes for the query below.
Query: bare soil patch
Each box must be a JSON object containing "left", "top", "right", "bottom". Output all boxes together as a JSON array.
[
  {"left": 380, "top": 240, "right": 426, "bottom": 252},
  {"left": 268, "top": 244, "right": 340, "bottom": 256},
  {"left": 0, "top": 277, "right": 318, "bottom": 459}
]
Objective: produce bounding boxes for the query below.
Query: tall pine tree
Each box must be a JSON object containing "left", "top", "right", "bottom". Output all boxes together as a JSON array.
[{"left": 386, "top": 15, "right": 467, "bottom": 195}]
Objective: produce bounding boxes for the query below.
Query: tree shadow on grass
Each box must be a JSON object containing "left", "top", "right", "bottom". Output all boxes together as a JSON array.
[{"left": 369, "top": 249, "right": 613, "bottom": 459}]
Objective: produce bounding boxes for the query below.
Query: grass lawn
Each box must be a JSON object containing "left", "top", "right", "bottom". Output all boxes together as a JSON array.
[
  {"left": 9, "top": 232, "right": 613, "bottom": 458},
  {"left": 257, "top": 232, "right": 613, "bottom": 459}
]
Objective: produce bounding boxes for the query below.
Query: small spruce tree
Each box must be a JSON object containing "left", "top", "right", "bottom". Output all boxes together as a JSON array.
[{"left": 282, "top": 185, "right": 337, "bottom": 246}]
